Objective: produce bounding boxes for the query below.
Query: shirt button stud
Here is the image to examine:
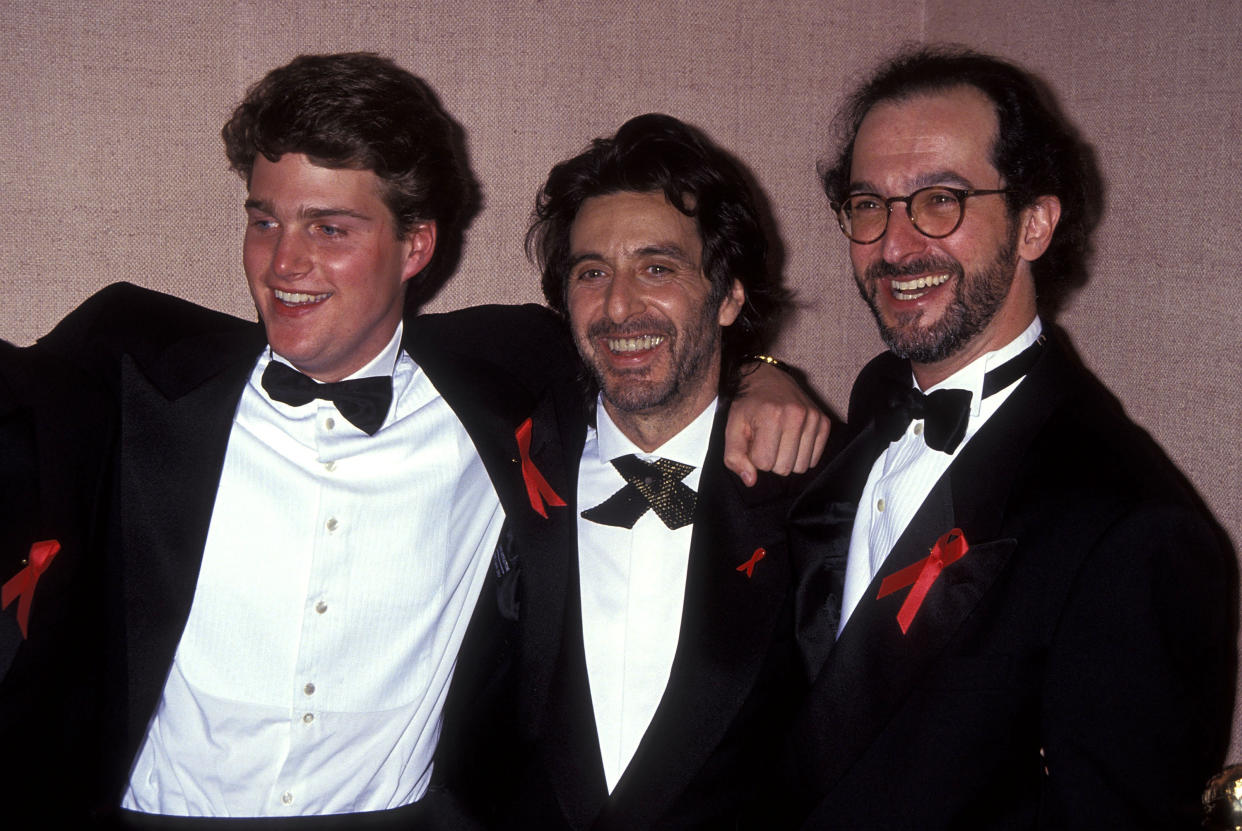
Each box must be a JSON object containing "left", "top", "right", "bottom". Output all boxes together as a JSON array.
[
  {"left": 302, "top": 712, "right": 314, "bottom": 724},
  {"left": 315, "top": 601, "right": 328, "bottom": 614},
  {"left": 324, "top": 461, "right": 336, "bottom": 472},
  {"left": 913, "top": 422, "right": 924, "bottom": 435},
  {"left": 281, "top": 791, "right": 293, "bottom": 805},
  {"left": 325, "top": 417, "right": 335, "bottom": 430},
  {"left": 326, "top": 518, "right": 338, "bottom": 532},
  {"left": 877, "top": 498, "right": 886, "bottom": 512},
  {"left": 304, "top": 682, "right": 315, "bottom": 696}
]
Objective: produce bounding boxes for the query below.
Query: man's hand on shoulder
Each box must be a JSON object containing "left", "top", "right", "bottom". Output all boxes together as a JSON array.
[{"left": 724, "top": 361, "right": 830, "bottom": 486}]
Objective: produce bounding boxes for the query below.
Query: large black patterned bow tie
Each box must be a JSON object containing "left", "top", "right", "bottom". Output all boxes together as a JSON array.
[
  {"left": 261, "top": 361, "right": 392, "bottom": 436},
  {"left": 581, "top": 454, "right": 697, "bottom": 530},
  {"left": 876, "top": 336, "right": 1045, "bottom": 454}
]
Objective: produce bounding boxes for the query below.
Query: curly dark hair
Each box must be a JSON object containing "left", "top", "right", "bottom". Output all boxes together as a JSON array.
[
  {"left": 221, "top": 52, "right": 476, "bottom": 304},
  {"left": 528, "top": 113, "right": 789, "bottom": 393},
  {"left": 819, "top": 45, "right": 1103, "bottom": 316}
]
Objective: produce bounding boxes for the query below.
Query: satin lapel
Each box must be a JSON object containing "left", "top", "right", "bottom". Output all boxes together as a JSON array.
[
  {"left": 515, "top": 393, "right": 583, "bottom": 737},
  {"left": 117, "top": 327, "right": 262, "bottom": 752},
  {"left": 788, "top": 421, "right": 889, "bottom": 682},
  {"left": 538, "top": 545, "right": 610, "bottom": 830},
  {"left": 599, "top": 409, "right": 797, "bottom": 828},
  {"left": 794, "top": 340, "right": 1068, "bottom": 800}
]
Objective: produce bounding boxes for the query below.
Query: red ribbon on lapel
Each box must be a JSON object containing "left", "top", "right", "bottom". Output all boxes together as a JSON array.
[
  {"left": 2, "top": 539, "right": 61, "bottom": 638},
  {"left": 876, "top": 528, "right": 969, "bottom": 634},
  {"left": 736, "top": 547, "right": 766, "bottom": 578},
  {"left": 515, "top": 417, "right": 566, "bottom": 518}
]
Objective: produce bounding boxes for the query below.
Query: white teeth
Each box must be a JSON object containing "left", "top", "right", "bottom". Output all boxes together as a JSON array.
[
  {"left": 891, "top": 273, "right": 949, "bottom": 300},
  {"left": 274, "top": 289, "right": 330, "bottom": 305},
  {"left": 605, "top": 335, "right": 665, "bottom": 353}
]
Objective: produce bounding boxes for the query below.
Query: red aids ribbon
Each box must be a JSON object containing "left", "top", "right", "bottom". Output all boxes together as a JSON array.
[
  {"left": 515, "top": 418, "right": 566, "bottom": 518},
  {"left": 736, "top": 547, "right": 767, "bottom": 578},
  {"left": 2, "top": 539, "right": 61, "bottom": 638},
  {"left": 876, "top": 528, "right": 969, "bottom": 634}
]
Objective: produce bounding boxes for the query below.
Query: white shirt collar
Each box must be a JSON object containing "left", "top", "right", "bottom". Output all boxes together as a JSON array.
[
  {"left": 592, "top": 394, "right": 719, "bottom": 469},
  {"left": 269, "top": 321, "right": 404, "bottom": 382},
  {"left": 920, "top": 316, "right": 1043, "bottom": 416}
]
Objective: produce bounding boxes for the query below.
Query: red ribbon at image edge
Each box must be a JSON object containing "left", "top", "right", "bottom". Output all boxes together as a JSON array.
[{"left": 2, "top": 539, "right": 62, "bottom": 638}]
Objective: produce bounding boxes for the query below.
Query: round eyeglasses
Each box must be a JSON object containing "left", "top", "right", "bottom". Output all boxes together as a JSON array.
[{"left": 831, "top": 186, "right": 1010, "bottom": 244}]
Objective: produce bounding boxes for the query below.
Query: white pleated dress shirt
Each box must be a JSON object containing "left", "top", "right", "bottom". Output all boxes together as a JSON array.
[
  {"left": 577, "top": 397, "right": 716, "bottom": 792},
  {"left": 123, "top": 322, "right": 502, "bottom": 816},
  {"left": 838, "top": 318, "right": 1042, "bottom": 633}
]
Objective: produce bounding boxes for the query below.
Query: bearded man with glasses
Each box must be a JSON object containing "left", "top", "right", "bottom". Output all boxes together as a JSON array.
[{"left": 783, "top": 46, "right": 1234, "bottom": 830}]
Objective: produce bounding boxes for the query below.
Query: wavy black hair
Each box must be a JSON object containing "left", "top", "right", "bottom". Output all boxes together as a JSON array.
[{"left": 528, "top": 113, "right": 788, "bottom": 392}]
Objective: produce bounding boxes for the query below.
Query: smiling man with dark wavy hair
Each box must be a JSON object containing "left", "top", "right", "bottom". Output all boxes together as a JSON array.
[{"left": 439, "top": 113, "right": 817, "bottom": 830}]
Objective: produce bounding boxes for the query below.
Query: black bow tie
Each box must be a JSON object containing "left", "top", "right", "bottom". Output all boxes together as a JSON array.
[
  {"left": 581, "top": 454, "right": 697, "bottom": 530},
  {"left": 260, "top": 361, "right": 392, "bottom": 436},
  {"left": 876, "top": 336, "right": 1045, "bottom": 453}
]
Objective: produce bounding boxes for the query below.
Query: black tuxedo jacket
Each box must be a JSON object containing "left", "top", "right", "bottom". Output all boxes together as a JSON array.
[
  {"left": 442, "top": 402, "right": 810, "bottom": 830},
  {"left": 26, "top": 282, "right": 581, "bottom": 819},
  {"left": 0, "top": 340, "right": 114, "bottom": 822},
  {"left": 784, "top": 334, "right": 1235, "bottom": 830}
]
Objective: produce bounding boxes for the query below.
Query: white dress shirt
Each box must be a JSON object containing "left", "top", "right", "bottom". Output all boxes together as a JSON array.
[
  {"left": 577, "top": 397, "right": 716, "bottom": 793},
  {"left": 838, "top": 318, "right": 1043, "bottom": 633},
  {"left": 123, "top": 322, "right": 502, "bottom": 816}
]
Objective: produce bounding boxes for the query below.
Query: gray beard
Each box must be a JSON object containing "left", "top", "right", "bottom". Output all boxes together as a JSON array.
[
  {"left": 579, "top": 301, "right": 721, "bottom": 415},
  {"left": 859, "top": 236, "right": 1018, "bottom": 365}
]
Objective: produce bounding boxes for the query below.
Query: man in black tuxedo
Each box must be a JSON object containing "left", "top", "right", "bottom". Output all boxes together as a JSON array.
[
  {"left": 12, "top": 54, "right": 823, "bottom": 827},
  {"left": 786, "top": 47, "right": 1235, "bottom": 829},
  {"left": 23, "top": 52, "right": 587, "bottom": 827},
  {"left": 441, "top": 114, "right": 817, "bottom": 829}
]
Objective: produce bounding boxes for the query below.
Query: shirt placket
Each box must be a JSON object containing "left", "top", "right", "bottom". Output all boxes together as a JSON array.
[{"left": 275, "top": 400, "right": 351, "bottom": 811}]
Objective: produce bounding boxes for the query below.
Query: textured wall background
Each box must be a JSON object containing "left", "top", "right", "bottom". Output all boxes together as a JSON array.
[{"left": 3, "top": 0, "right": 1240, "bottom": 758}]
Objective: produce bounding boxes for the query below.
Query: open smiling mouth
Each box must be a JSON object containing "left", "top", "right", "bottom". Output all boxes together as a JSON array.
[
  {"left": 890, "top": 273, "right": 950, "bottom": 300},
  {"left": 274, "top": 289, "right": 331, "bottom": 306},
  {"left": 606, "top": 335, "right": 665, "bottom": 353}
]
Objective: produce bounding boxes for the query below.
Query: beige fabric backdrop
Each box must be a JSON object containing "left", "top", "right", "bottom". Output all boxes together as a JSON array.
[{"left": 3, "top": 0, "right": 1240, "bottom": 759}]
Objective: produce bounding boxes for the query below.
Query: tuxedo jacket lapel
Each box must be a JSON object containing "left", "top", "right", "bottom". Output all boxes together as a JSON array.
[
  {"left": 516, "top": 401, "right": 607, "bottom": 828},
  {"left": 789, "top": 421, "right": 888, "bottom": 681},
  {"left": 539, "top": 557, "right": 611, "bottom": 829},
  {"left": 115, "top": 326, "right": 262, "bottom": 752},
  {"left": 513, "top": 394, "right": 581, "bottom": 733}
]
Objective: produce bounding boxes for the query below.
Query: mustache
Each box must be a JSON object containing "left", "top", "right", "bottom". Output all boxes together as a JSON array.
[
  {"left": 585, "top": 317, "right": 676, "bottom": 340},
  {"left": 865, "top": 256, "right": 964, "bottom": 282}
]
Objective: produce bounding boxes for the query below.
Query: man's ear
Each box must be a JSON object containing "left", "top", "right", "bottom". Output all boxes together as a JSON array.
[
  {"left": 400, "top": 221, "right": 438, "bottom": 283},
  {"left": 1017, "top": 195, "right": 1060, "bottom": 263},
  {"left": 717, "top": 278, "right": 746, "bottom": 327}
]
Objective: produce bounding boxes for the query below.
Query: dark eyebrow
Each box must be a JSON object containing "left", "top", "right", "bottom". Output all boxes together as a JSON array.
[
  {"left": 848, "top": 169, "right": 976, "bottom": 195},
  {"left": 636, "top": 244, "right": 696, "bottom": 265},
  {"left": 243, "top": 199, "right": 374, "bottom": 222},
  {"left": 568, "top": 243, "right": 698, "bottom": 270}
]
